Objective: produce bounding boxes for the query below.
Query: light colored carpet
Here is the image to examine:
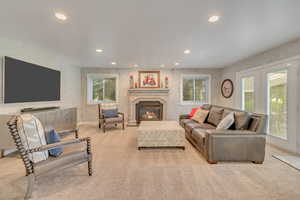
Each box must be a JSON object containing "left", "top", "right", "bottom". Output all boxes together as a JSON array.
[
  {"left": 272, "top": 154, "right": 300, "bottom": 171},
  {"left": 1, "top": 125, "right": 300, "bottom": 200}
]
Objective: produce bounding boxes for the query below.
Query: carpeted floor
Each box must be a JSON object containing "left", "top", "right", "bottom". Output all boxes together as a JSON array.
[{"left": 1, "top": 125, "right": 300, "bottom": 200}]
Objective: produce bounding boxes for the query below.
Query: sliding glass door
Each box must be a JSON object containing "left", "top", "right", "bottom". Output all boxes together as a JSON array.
[
  {"left": 237, "top": 61, "right": 298, "bottom": 152},
  {"left": 267, "top": 70, "right": 288, "bottom": 139}
]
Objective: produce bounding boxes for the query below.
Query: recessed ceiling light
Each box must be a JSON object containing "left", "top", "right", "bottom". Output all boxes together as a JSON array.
[
  {"left": 96, "top": 49, "right": 103, "bottom": 53},
  {"left": 208, "top": 15, "right": 220, "bottom": 23},
  {"left": 184, "top": 49, "right": 191, "bottom": 54},
  {"left": 160, "top": 64, "right": 165, "bottom": 68},
  {"left": 55, "top": 12, "right": 67, "bottom": 21},
  {"left": 174, "top": 62, "right": 180, "bottom": 66},
  {"left": 111, "top": 62, "right": 117, "bottom": 65}
]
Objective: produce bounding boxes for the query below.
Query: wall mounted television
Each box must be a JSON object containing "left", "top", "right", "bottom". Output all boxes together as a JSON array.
[{"left": 3, "top": 56, "right": 61, "bottom": 103}]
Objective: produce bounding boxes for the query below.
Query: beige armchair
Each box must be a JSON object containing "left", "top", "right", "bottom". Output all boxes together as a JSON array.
[
  {"left": 7, "top": 114, "right": 92, "bottom": 200},
  {"left": 98, "top": 103, "right": 125, "bottom": 133}
]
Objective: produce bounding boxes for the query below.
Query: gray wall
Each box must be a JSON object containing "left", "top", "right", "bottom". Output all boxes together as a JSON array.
[
  {"left": 0, "top": 38, "right": 82, "bottom": 150},
  {"left": 218, "top": 37, "right": 300, "bottom": 154},
  {"left": 81, "top": 68, "right": 222, "bottom": 123}
]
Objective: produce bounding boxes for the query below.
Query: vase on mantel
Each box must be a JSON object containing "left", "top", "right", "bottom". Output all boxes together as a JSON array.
[
  {"left": 129, "top": 75, "right": 134, "bottom": 89},
  {"left": 165, "top": 77, "right": 169, "bottom": 88}
]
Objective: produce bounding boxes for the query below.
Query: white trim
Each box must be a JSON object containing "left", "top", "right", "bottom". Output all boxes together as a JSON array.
[
  {"left": 87, "top": 73, "right": 119, "bottom": 105},
  {"left": 180, "top": 74, "right": 211, "bottom": 105}
]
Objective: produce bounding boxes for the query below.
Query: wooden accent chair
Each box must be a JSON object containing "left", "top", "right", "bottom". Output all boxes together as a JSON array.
[
  {"left": 7, "top": 114, "right": 92, "bottom": 200},
  {"left": 98, "top": 103, "right": 125, "bottom": 133}
]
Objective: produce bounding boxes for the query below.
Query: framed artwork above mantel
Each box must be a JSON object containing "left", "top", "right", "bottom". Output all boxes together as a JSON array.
[{"left": 138, "top": 71, "right": 160, "bottom": 88}]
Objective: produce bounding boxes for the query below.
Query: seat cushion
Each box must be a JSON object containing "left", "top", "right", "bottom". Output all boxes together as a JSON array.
[
  {"left": 191, "top": 128, "right": 206, "bottom": 147},
  {"left": 207, "top": 107, "right": 224, "bottom": 126},
  {"left": 234, "top": 111, "right": 251, "bottom": 130},
  {"left": 180, "top": 119, "right": 194, "bottom": 127},
  {"left": 105, "top": 116, "right": 123, "bottom": 123},
  {"left": 34, "top": 150, "right": 88, "bottom": 176},
  {"left": 185, "top": 122, "right": 215, "bottom": 133}
]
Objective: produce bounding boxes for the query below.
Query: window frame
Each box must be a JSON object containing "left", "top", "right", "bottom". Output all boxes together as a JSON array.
[
  {"left": 180, "top": 74, "right": 211, "bottom": 105},
  {"left": 87, "top": 73, "right": 119, "bottom": 104},
  {"left": 241, "top": 75, "right": 255, "bottom": 112}
]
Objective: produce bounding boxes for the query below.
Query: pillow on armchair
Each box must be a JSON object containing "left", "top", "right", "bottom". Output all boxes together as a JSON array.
[
  {"left": 102, "top": 108, "right": 118, "bottom": 118},
  {"left": 45, "top": 129, "right": 63, "bottom": 157}
]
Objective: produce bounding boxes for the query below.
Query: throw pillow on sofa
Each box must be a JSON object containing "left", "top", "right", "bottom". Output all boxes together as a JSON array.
[
  {"left": 207, "top": 107, "right": 224, "bottom": 126},
  {"left": 189, "top": 107, "right": 201, "bottom": 119},
  {"left": 216, "top": 112, "right": 235, "bottom": 130},
  {"left": 234, "top": 111, "right": 251, "bottom": 130},
  {"left": 191, "top": 109, "right": 209, "bottom": 123}
]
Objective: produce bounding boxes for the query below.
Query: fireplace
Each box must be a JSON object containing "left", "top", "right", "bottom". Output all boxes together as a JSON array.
[{"left": 136, "top": 101, "right": 163, "bottom": 123}]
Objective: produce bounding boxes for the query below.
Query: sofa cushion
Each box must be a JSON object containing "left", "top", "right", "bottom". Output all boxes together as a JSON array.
[
  {"left": 216, "top": 112, "right": 235, "bottom": 130},
  {"left": 207, "top": 107, "right": 224, "bottom": 126},
  {"left": 191, "top": 109, "right": 209, "bottom": 123},
  {"left": 191, "top": 128, "right": 206, "bottom": 147},
  {"left": 185, "top": 122, "right": 215, "bottom": 133},
  {"left": 234, "top": 111, "right": 251, "bottom": 130},
  {"left": 185, "top": 122, "right": 202, "bottom": 132},
  {"left": 180, "top": 119, "right": 194, "bottom": 127}
]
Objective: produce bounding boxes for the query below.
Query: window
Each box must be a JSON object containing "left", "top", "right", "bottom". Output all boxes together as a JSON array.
[
  {"left": 241, "top": 76, "right": 255, "bottom": 112},
  {"left": 87, "top": 74, "right": 118, "bottom": 104},
  {"left": 267, "top": 70, "right": 287, "bottom": 139},
  {"left": 181, "top": 75, "right": 210, "bottom": 104}
]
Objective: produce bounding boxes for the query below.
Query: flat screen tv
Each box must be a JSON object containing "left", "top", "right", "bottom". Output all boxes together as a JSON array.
[{"left": 3, "top": 56, "right": 61, "bottom": 103}]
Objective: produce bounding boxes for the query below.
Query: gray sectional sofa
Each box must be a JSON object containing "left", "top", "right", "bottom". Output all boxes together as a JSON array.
[{"left": 179, "top": 104, "right": 267, "bottom": 164}]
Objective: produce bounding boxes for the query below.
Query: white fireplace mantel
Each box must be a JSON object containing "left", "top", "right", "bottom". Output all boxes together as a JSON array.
[
  {"left": 128, "top": 88, "right": 169, "bottom": 94},
  {"left": 127, "top": 88, "right": 169, "bottom": 126}
]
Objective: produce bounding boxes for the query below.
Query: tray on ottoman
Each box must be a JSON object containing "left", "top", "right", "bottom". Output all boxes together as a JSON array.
[{"left": 137, "top": 121, "right": 185, "bottom": 150}]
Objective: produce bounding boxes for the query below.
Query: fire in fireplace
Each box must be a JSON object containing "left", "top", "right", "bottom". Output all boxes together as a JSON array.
[{"left": 136, "top": 101, "right": 163, "bottom": 123}]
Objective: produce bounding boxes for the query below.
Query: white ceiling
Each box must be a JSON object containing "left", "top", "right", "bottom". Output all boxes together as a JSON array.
[{"left": 1, "top": 0, "right": 300, "bottom": 68}]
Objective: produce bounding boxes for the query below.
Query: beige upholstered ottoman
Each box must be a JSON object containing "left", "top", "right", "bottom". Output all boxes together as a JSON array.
[{"left": 137, "top": 121, "right": 185, "bottom": 150}]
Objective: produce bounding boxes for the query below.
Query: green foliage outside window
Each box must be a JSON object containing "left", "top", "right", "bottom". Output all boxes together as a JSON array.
[
  {"left": 268, "top": 71, "right": 287, "bottom": 139},
  {"left": 93, "top": 78, "right": 116, "bottom": 102},
  {"left": 183, "top": 77, "right": 208, "bottom": 102}
]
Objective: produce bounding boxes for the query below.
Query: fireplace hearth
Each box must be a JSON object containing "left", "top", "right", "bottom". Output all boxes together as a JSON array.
[{"left": 136, "top": 101, "right": 163, "bottom": 123}]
